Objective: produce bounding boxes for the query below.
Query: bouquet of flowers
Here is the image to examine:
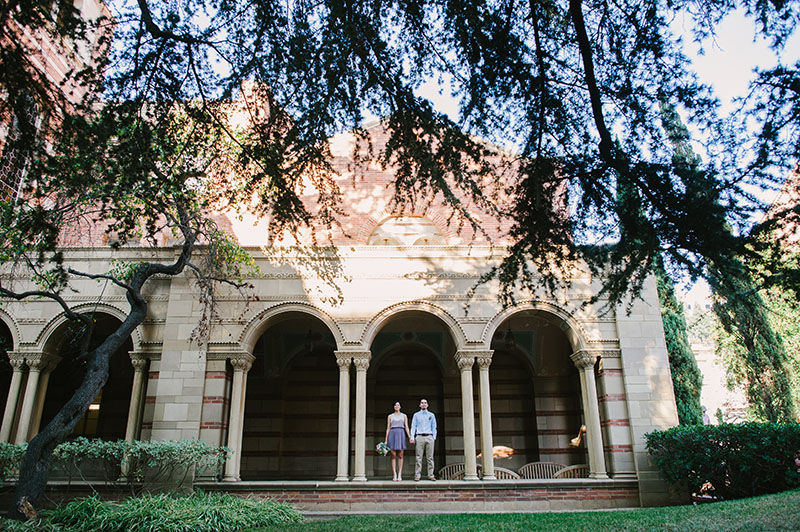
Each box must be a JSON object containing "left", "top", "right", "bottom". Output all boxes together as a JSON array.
[{"left": 375, "top": 441, "right": 390, "bottom": 456}]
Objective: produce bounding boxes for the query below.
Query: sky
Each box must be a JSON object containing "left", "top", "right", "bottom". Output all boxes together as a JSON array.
[
  {"left": 674, "top": 11, "right": 799, "bottom": 302},
  {"left": 679, "top": 10, "right": 800, "bottom": 112},
  {"left": 417, "top": 9, "right": 799, "bottom": 132}
]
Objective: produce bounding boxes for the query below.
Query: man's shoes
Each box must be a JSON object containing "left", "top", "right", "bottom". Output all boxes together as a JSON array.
[
  {"left": 414, "top": 477, "right": 420, "bottom": 481},
  {"left": 428, "top": 476, "right": 436, "bottom": 481}
]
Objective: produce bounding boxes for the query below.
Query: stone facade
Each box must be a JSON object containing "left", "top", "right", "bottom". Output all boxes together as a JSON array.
[
  {"left": 0, "top": 232, "right": 680, "bottom": 508},
  {"left": 0, "top": 54, "right": 682, "bottom": 507}
]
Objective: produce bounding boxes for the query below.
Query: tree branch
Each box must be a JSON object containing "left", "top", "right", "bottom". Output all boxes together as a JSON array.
[
  {"left": 569, "top": 0, "right": 614, "bottom": 160},
  {"left": 136, "top": 0, "right": 208, "bottom": 45}
]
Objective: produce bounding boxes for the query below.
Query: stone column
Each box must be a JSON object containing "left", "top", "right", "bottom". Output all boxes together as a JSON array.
[
  {"left": 570, "top": 350, "right": 608, "bottom": 479},
  {"left": 15, "top": 354, "right": 51, "bottom": 444},
  {"left": 235, "top": 369, "right": 249, "bottom": 481},
  {"left": 124, "top": 354, "right": 149, "bottom": 443},
  {"left": 0, "top": 353, "right": 26, "bottom": 443},
  {"left": 476, "top": 352, "right": 495, "bottom": 480},
  {"left": 334, "top": 351, "right": 352, "bottom": 481},
  {"left": 223, "top": 353, "right": 254, "bottom": 482},
  {"left": 456, "top": 352, "right": 479, "bottom": 481},
  {"left": 27, "top": 356, "right": 59, "bottom": 440},
  {"left": 352, "top": 353, "right": 370, "bottom": 482}
]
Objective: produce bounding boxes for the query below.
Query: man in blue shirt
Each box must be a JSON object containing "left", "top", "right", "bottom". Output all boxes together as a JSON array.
[{"left": 409, "top": 398, "right": 437, "bottom": 481}]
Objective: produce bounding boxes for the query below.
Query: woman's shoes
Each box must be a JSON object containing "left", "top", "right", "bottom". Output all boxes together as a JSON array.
[{"left": 392, "top": 474, "right": 402, "bottom": 482}]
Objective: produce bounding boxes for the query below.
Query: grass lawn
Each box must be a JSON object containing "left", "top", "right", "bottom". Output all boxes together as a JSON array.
[{"left": 246, "top": 489, "right": 800, "bottom": 532}]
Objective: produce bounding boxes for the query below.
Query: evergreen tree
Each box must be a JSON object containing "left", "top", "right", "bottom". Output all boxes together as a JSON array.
[
  {"left": 2, "top": 0, "right": 799, "bottom": 519},
  {"left": 655, "top": 257, "right": 704, "bottom": 425},
  {"left": 660, "top": 101, "right": 797, "bottom": 423}
]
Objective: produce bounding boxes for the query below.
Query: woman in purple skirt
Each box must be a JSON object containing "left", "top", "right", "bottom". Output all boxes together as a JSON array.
[{"left": 385, "top": 402, "right": 411, "bottom": 481}]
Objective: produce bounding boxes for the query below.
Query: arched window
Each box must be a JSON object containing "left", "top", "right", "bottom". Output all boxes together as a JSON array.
[{"left": 367, "top": 216, "right": 445, "bottom": 246}]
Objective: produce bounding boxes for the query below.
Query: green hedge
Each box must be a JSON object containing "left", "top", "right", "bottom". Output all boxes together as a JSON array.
[
  {"left": 0, "top": 438, "right": 228, "bottom": 491},
  {"left": 646, "top": 422, "right": 800, "bottom": 499}
]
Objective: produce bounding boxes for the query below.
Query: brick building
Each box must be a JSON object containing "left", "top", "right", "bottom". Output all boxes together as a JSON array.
[
  {"left": 0, "top": 7, "right": 681, "bottom": 512},
  {"left": 0, "top": 0, "right": 109, "bottom": 201}
]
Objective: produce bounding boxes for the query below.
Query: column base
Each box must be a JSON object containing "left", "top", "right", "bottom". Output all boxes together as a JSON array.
[
  {"left": 335, "top": 475, "right": 350, "bottom": 482},
  {"left": 352, "top": 476, "right": 367, "bottom": 482},
  {"left": 590, "top": 472, "right": 610, "bottom": 479},
  {"left": 223, "top": 475, "right": 240, "bottom": 482},
  {"left": 481, "top": 474, "right": 497, "bottom": 480},
  {"left": 464, "top": 474, "right": 480, "bottom": 481}
]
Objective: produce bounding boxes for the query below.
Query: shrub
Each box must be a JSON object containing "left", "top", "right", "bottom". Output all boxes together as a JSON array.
[
  {"left": 0, "top": 438, "right": 228, "bottom": 493},
  {"left": 0, "top": 442, "right": 26, "bottom": 486},
  {"left": 47, "top": 492, "right": 303, "bottom": 532},
  {"left": 123, "top": 439, "right": 228, "bottom": 490},
  {"left": 646, "top": 422, "right": 800, "bottom": 499}
]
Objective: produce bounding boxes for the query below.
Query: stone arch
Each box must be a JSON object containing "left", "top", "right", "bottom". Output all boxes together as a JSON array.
[
  {"left": 36, "top": 302, "right": 142, "bottom": 354},
  {"left": 364, "top": 304, "right": 456, "bottom": 479},
  {"left": 484, "top": 301, "right": 588, "bottom": 470},
  {"left": 481, "top": 300, "right": 589, "bottom": 353},
  {"left": 37, "top": 308, "right": 137, "bottom": 442},
  {"left": 360, "top": 301, "right": 467, "bottom": 350},
  {"left": 0, "top": 308, "right": 20, "bottom": 350},
  {"left": 0, "top": 309, "right": 18, "bottom": 421},
  {"left": 240, "top": 304, "right": 342, "bottom": 480},
  {"left": 239, "top": 302, "right": 344, "bottom": 354}
]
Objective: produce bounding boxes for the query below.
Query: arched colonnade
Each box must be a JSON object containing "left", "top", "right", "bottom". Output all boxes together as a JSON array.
[
  {"left": 0, "top": 304, "right": 151, "bottom": 448},
  {"left": 0, "top": 300, "right": 616, "bottom": 483},
  {"left": 221, "top": 300, "right": 612, "bottom": 482}
]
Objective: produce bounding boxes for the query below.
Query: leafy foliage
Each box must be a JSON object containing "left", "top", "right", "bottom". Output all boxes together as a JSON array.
[
  {"left": 0, "top": 439, "right": 227, "bottom": 493},
  {"left": 712, "top": 283, "right": 800, "bottom": 420},
  {"left": 711, "top": 267, "right": 797, "bottom": 423},
  {"left": 3, "top": 0, "right": 800, "bottom": 518},
  {"left": 646, "top": 423, "right": 800, "bottom": 500},
  {"left": 0, "top": 443, "right": 27, "bottom": 487}
]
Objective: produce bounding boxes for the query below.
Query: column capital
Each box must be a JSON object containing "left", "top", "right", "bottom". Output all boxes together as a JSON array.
[
  {"left": 334, "top": 350, "right": 368, "bottom": 369},
  {"left": 335, "top": 353, "right": 352, "bottom": 369},
  {"left": 230, "top": 352, "right": 256, "bottom": 372},
  {"left": 129, "top": 354, "right": 149, "bottom": 371},
  {"left": 474, "top": 350, "right": 494, "bottom": 369},
  {"left": 454, "top": 352, "right": 475, "bottom": 371},
  {"left": 352, "top": 353, "right": 371, "bottom": 371},
  {"left": 570, "top": 349, "right": 599, "bottom": 370},
  {"left": 24, "top": 352, "right": 60, "bottom": 372},
  {"left": 6, "top": 352, "right": 27, "bottom": 371}
]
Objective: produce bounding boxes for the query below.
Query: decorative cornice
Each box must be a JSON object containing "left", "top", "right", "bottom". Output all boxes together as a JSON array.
[
  {"left": 402, "top": 272, "right": 482, "bottom": 280},
  {"left": 206, "top": 349, "right": 251, "bottom": 361}
]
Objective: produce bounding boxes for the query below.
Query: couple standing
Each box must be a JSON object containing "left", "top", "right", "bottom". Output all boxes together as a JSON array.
[{"left": 384, "top": 399, "right": 437, "bottom": 481}]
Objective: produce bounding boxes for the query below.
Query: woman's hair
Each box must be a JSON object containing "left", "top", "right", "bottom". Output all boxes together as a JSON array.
[{"left": 394, "top": 401, "right": 401, "bottom": 407}]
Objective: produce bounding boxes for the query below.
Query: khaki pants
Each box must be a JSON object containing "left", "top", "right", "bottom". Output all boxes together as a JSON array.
[{"left": 414, "top": 435, "right": 435, "bottom": 478}]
